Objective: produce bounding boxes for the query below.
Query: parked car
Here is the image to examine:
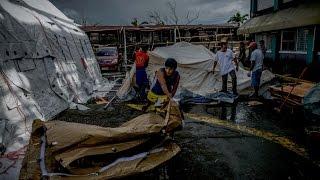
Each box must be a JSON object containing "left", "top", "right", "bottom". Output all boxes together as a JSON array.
[{"left": 96, "top": 47, "right": 120, "bottom": 71}]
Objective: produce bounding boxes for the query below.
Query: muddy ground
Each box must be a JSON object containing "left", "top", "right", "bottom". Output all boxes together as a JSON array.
[{"left": 53, "top": 99, "right": 320, "bottom": 180}]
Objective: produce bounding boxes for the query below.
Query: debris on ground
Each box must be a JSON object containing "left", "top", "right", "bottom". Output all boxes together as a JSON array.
[
  {"left": 269, "top": 77, "right": 316, "bottom": 113},
  {"left": 19, "top": 101, "right": 183, "bottom": 179},
  {"left": 92, "top": 97, "right": 109, "bottom": 105},
  {"left": 247, "top": 101, "right": 263, "bottom": 106},
  {"left": 303, "top": 83, "right": 320, "bottom": 122}
]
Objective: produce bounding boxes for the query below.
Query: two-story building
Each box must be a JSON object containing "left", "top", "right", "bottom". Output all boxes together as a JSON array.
[{"left": 238, "top": 0, "right": 320, "bottom": 81}]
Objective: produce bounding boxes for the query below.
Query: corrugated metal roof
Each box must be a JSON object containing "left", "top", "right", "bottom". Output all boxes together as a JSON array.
[
  {"left": 81, "top": 24, "right": 238, "bottom": 32},
  {"left": 238, "top": 2, "right": 320, "bottom": 34}
]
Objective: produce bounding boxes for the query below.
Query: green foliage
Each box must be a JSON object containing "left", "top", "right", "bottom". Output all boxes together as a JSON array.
[{"left": 228, "top": 12, "right": 249, "bottom": 26}]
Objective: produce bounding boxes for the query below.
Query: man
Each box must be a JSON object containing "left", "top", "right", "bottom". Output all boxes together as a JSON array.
[
  {"left": 248, "top": 42, "right": 264, "bottom": 98},
  {"left": 213, "top": 42, "right": 239, "bottom": 95},
  {"left": 142, "top": 58, "right": 180, "bottom": 111},
  {"left": 245, "top": 40, "right": 253, "bottom": 67},
  {"left": 259, "top": 40, "right": 266, "bottom": 56},
  {"left": 134, "top": 46, "right": 149, "bottom": 101}
]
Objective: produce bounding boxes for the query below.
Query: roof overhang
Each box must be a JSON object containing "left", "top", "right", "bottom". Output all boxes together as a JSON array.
[{"left": 238, "top": 2, "right": 320, "bottom": 35}]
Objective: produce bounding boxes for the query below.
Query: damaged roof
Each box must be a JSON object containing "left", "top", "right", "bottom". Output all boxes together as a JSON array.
[{"left": 81, "top": 24, "right": 239, "bottom": 32}]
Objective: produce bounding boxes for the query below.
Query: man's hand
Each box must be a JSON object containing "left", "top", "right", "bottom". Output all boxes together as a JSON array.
[{"left": 247, "top": 72, "right": 251, "bottom": 77}]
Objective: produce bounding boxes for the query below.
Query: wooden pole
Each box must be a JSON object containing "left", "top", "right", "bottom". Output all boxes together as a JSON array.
[{"left": 123, "top": 27, "right": 127, "bottom": 72}]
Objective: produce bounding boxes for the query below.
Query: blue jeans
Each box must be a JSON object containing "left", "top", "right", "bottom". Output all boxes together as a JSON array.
[
  {"left": 251, "top": 69, "right": 262, "bottom": 88},
  {"left": 136, "top": 68, "right": 149, "bottom": 100}
]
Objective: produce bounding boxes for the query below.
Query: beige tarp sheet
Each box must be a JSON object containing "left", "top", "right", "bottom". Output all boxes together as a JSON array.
[
  {"left": 238, "top": 2, "right": 320, "bottom": 34},
  {"left": 46, "top": 113, "right": 165, "bottom": 152},
  {"left": 20, "top": 101, "right": 182, "bottom": 179},
  {"left": 57, "top": 142, "right": 181, "bottom": 180}
]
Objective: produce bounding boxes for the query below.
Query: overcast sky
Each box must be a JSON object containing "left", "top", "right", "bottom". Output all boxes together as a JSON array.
[{"left": 49, "top": 0, "right": 250, "bottom": 25}]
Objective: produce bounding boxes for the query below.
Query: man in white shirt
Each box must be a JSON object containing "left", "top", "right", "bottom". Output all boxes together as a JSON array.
[
  {"left": 248, "top": 42, "right": 264, "bottom": 97},
  {"left": 213, "top": 42, "right": 239, "bottom": 95}
]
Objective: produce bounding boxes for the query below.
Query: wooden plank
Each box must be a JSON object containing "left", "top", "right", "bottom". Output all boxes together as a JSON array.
[{"left": 269, "top": 82, "right": 315, "bottom": 98}]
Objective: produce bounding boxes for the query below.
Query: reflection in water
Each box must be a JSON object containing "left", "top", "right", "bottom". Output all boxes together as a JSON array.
[{"left": 206, "top": 103, "right": 238, "bottom": 122}]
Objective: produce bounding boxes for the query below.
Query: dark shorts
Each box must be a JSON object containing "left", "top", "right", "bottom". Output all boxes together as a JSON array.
[
  {"left": 136, "top": 68, "right": 149, "bottom": 87},
  {"left": 251, "top": 69, "right": 262, "bottom": 87}
]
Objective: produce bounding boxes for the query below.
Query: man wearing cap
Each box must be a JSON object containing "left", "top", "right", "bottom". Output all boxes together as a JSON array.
[
  {"left": 213, "top": 42, "right": 239, "bottom": 95},
  {"left": 248, "top": 42, "right": 264, "bottom": 98}
]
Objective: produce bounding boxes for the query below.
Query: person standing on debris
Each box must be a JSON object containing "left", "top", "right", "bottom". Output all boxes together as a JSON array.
[
  {"left": 248, "top": 42, "right": 264, "bottom": 98},
  {"left": 259, "top": 40, "right": 266, "bottom": 56},
  {"left": 142, "top": 58, "right": 180, "bottom": 111},
  {"left": 134, "top": 46, "right": 149, "bottom": 101},
  {"left": 213, "top": 42, "right": 239, "bottom": 95},
  {"left": 245, "top": 40, "right": 252, "bottom": 67},
  {"left": 238, "top": 41, "right": 246, "bottom": 67}
]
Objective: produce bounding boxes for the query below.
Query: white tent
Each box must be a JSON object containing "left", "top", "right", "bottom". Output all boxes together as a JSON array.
[
  {"left": 117, "top": 42, "right": 274, "bottom": 101},
  {"left": 0, "top": 0, "right": 112, "bottom": 178}
]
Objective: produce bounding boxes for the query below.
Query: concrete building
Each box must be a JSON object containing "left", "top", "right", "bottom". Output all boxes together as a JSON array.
[{"left": 238, "top": 0, "right": 320, "bottom": 81}]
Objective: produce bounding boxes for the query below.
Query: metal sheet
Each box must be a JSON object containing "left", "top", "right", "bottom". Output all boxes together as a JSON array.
[{"left": 238, "top": 2, "right": 320, "bottom": 34}]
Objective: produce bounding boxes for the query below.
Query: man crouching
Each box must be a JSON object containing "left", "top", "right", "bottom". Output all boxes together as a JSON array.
[{"left": 142, "top": 58, "right": 180, "bottom": 112}]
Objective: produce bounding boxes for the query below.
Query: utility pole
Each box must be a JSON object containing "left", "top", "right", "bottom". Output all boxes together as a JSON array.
[
  {"left": 174, "top": 27, "right": 177, "bottom": 44},
  {"left": 123, "top": 27, "right": 127, "bottom": 72}
]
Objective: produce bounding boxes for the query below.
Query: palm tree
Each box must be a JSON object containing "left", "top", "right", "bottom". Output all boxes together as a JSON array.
[
  {"left": 228, "top": 12, "right": 248, "bottom": 26},
  {"left": 131, "top": 18, "right": 149, "bottom": 27},
  {"left": 131, "top": 18, "right": 139, "bottom": 27}
]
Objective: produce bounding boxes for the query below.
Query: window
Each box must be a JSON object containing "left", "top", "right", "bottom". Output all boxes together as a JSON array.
[
  {"left": 257, "top": 0, "right": 273, "bottom": 11},
  {"left": 256, "top": 34, "right": 272, "bottom": 51},
  {"left": 297, "top": 28, "right": 312, "bottom": 51},
  {"left": 281, "top": 30, "right": 296, "bottom": 51}
]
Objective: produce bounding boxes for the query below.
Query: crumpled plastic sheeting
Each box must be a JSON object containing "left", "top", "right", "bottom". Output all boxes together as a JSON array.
[
  {"left": 0, "top": 119, "right": 17, "bottom": 154},
  {"left": 0, "top": 0, "right": 111, "bottom": 179},
  {"left": 19, "top": 101, "right": 183, "bottom": 179},
  {"left": 304, "top": 83, "right": 320, "bottom": 121}
]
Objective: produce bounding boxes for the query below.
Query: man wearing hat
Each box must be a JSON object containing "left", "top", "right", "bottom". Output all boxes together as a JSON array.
[{"left": 248, "top": 41, "right": 264, "bottom": 98}]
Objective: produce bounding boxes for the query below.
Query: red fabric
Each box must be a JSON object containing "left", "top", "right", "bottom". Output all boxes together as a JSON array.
[{"left": 135, "top": 51, "right": 149, "bottom": 69}]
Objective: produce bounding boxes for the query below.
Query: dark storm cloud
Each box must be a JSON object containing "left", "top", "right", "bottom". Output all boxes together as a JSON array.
[{"left": 49, "top": 0, "right": 249, "bottom": 25}]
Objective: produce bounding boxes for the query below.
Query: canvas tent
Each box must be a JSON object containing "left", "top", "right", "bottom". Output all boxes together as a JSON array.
[
  {"left": 117, "top": 42, "right": 274, "bottom": 102},
  {"left": 0, "top": 0, "right": 112, "bottom": 178}
]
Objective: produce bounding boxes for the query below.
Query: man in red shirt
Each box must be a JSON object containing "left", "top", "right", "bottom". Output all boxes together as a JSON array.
[{"left": 134, "top": 46, "right": 149, "bottom": 101}]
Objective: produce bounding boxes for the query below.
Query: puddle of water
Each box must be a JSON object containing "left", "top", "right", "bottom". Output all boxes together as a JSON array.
[{"left": 181, "top": 100, "right": 320, "bottom": 162}]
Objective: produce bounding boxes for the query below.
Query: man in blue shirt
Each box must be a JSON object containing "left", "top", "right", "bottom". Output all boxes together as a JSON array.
[{"left": 248, "top": 42, "right": 264, "bottom": 98}]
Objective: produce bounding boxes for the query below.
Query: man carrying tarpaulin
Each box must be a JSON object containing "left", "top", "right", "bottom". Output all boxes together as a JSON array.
[
  {"left": 133, "top": 46, "right": 149, "bottom": 101},
  {"left": 142, "top": 58, "right": 180, "bottom": 111},
  {"left": 213, "top": 42, "right": 239, "bottom": 96}
]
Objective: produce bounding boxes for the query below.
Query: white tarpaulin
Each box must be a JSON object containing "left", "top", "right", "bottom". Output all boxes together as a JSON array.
[
  {"left": 0, "top": 0, "right": 112, "bottom": 178},
  {"left": 117, "top": 42, "right": 274, "bottom": 101}
]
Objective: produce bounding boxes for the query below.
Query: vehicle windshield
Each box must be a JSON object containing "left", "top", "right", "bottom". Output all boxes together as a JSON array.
[{"left": 96, "top": 49, "right": 117, "bottom": 56}]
